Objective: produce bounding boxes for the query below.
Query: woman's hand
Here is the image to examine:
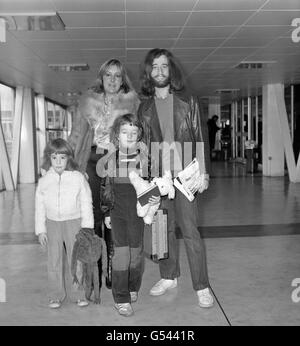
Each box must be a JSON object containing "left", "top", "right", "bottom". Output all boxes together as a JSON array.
[
  {"left": 105, "top": 216, "right": 112, "bottom": 229},
  {"left": 38, "top": 233, "right": 48, "bottom": 249},
  {"left": 148, "top": 195, "right": 161, "bottom": 206}
]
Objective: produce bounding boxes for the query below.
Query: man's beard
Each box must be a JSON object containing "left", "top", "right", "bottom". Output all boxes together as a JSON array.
[{"left": 151, "top": 76, "right": 170, "bottom": 88}]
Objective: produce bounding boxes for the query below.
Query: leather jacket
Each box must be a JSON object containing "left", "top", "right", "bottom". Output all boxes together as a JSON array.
[{"left": 137, "top": 92, "right": 211, "bottom": 175}]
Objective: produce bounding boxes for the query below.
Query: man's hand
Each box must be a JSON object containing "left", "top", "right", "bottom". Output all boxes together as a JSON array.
[
  {"left": 38, "top": 233, "right": 48, "bottom": 249},
  {"left": 104, "top": 216, "right": 112, "bottom": 229},
  {"left": 188, "top": 174, "right": 209, "bottom": 194},
  {"left": 197, "top": 175, "right": 209, "bottom": 193}
]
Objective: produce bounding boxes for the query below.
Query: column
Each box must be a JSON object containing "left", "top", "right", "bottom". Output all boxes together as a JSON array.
[
  {"left": 262, "top": 83, "right": 285, "bottom": 177},
  {"left": 19, "top": 87, "right": 38, "bottom": 183}
]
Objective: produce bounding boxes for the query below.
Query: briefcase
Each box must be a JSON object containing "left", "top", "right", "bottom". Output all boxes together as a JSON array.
[{"left": 143, "top": 209, "right": 168, "bottom": 261}]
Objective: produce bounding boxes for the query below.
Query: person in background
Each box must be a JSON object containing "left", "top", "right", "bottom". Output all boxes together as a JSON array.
[
  {"left": 68, "top": 59, "right": 140, "bottom": 291},
  {"left": 138, "top": 48, "right": 214, "bottom": 308},
  {"left": 207, "top": 115, "right": 221, "bottom": 156},
  {"left": 35, "top": 138, "right": 94, "bottom": 309}
]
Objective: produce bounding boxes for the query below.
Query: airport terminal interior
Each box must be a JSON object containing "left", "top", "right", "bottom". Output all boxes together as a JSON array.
[
  {"left": 1, "top": 161, "right": 300, "bottom": 326},
  {"left": 1, "top": 0, "right": 300, "bottom": 326}
]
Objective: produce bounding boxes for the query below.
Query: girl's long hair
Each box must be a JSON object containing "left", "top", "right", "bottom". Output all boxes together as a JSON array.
[
  {"left": 41, "top": 138, "right": 79, "bottom": 171},
  {"left": 109, "top": 113, "right": 144, "bottom": 148},
  {"left": 140, "top": 48, "right": 185, "bottom": 97},
  {"left": 91, "top": 59, "right": 134, "bottom": 94}
]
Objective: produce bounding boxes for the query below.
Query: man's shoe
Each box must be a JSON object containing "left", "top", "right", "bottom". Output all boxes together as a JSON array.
[
  {"left": 149, "top": 278, "right": 177, "bottom": 296},
  {"left": 197, "top": 288, "right": 214, "bottom": 308},
  {"left": 114, "top": 303, "right": 134, "bottom": 317},
  {"left": 48, "top": 300, "right": 61, "bottom": 309},
  {"left": 130, "top": 291, "right": 138, "bottom": 303}
]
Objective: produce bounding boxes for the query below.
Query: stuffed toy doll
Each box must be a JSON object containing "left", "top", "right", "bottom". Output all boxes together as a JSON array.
[{"left": 129, "top": 170, "right": 175, "bottom": 225}]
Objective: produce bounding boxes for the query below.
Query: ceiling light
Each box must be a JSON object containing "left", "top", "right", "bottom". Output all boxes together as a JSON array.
[
  {"left": 235, "top": 61, "right": 276, "bottom": 69},
  {"left": 48, "top": 64, "right": 90, "bottom": 72},
  {"left": 57, "top": 91, "right": 81, "bottom": 97},
  {"left": 215, "top": 89, "right": 240, "bottom": 94},
  {"left": 0, "top": 12, "right": 65, "bottom": 31}
]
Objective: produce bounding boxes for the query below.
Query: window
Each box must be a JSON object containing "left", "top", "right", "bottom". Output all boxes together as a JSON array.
[
  {"left": 0, "top": 83, "right": 15, "bottom": 190},
  {"left": 45, "top": 101, "right": 68, "bottom": 142},
  {"left": 0, "top": 84, "right": 15, "bottom": 161}
]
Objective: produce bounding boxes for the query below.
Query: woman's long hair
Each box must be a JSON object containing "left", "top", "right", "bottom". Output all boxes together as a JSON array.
[
  {"left": 109, "top": 113, "right": 144, "bottom": 148},
  {"left": 91, "top": 58, "right": 134, "bottom": 94},
  {"left": 140, "top": 48, "right": 185, "bottom": 97},
  {"left": 41, "top": 138, "right": 79, "bottom": 171}
]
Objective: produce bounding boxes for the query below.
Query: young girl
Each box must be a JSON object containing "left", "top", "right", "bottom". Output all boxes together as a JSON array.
[
  {"left": 35, "top": 138, "right": 94, "bottom": 309},
  {"left": 99, "top": 113, "right": 159, "bottom": 317}
]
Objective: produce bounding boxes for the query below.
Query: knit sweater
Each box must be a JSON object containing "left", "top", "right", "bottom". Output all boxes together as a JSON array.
[{"left": 35, "top": 167, "right": 94, "bottom": 235}]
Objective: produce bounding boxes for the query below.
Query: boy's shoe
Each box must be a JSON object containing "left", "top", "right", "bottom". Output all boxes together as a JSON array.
[
  {"left": 114, "top": 303, "right": 134, "bottom": 317},
  {"left": 48, "top": 300, "right": 61, "bottom": 309},
  {"left": 77, "top": 300, "right": 89, "bottom": 307},
  {"left": 130, "top": 291, "right": 138, "bottom": 303},
  {"left": 197, "top": 288, "right": 214, "bottom": 308},
  {"left": 149, "top": 278, "right": 177, "bottom": 296}
]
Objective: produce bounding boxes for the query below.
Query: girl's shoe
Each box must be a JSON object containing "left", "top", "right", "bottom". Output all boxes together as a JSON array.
[
  {"left": 77, "top": 300, "right": 89, "bottom": 307},
  {"left": 114, "top": 303, "right": 134, "bottom": 317},
  {"left": 48, "top": 300, "right": 61, "bottom": 309}
]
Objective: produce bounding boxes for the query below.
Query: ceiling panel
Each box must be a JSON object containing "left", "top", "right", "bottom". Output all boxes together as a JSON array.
[
  {"left": 0, "top": 0, "right": 300, "bottom": 106},
  {"left": 235, "top": 25, "right": 292, "bottom": 38},
  {"left": 208, "top": 54, "right": 251, "bottom": 62},
  {"left": 212, "top": 47, "right": 259, "bottom": 55},
  {"left": 126, "top": 0, "right": 197, "bottom": 11},
  {"left": 194, "top": 0, "right": 267, "bottom": 11},
  {"left": 196, "top": 62, "right": 237, "bottom": 69},
  {"left": 26, "top": 39, "right": 125, "bottom": 50},
  {"left": 187, "top": 11, "right": 256, "bottom": 26},
  {"left": 126, "top": 49, "right": 150, "bottom": 62},
  {"left": 127, "top": 27, "right": 181, "bottom": 39},
  {"left": 81, "top": 50, "right": 126, "bottom": 63},
  {"left": 126, "top": 12, "right": 189, "bottom": 27},
  {"left": 10, "top": 30, "right": 71, "bottom": 40},
  {"left": 174, "top": 38, "right": 225, "bottom": 48},
  {"left": 52, "top": 0, "right": 125, "bottom": 11},
  {"left": 0, "top": 0, "right": 54, "bottom": 13},
  {"left": 222, "top": 37, "right": 271, "bottom": 47},
  {"left": 127, "top": 39, "right": 174, "bottom": 49},
  {"left": 172, "top": 55, "right": 208, "bottom": 62},
  {"left": 262, "top": 0, "right": 300, "bottom": 10},
  {"left": 59, "top": 12, "right": 125, "bottom": 28},
  {"left": 33, "top": 51, "right": 84, "bottom": 63},
  {"left": 66, "top": 28, "right": 125, "bottom": 40},
  {"left": 180, "top": 26, "right": 238, "bottom": 38},
  {"left": 246, "top": 10, "right": 300, "bottom": 25},
  {"left": 172, "top": 48, "right": 214, "bottom": 56}
]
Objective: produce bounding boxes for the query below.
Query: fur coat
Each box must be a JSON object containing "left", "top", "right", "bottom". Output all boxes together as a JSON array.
[{"left": 68, "top": 89, "right": 140, "bottom": 172}]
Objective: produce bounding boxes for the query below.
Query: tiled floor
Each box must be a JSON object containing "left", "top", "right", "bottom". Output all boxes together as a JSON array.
[{"left": 1, "top": 161, "right": 300, "bottom": 326}]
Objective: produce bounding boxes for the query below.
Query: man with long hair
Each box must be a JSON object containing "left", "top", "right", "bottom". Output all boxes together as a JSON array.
[{"left": 138, "top": 48, "right": 214, "bottom": 308}]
